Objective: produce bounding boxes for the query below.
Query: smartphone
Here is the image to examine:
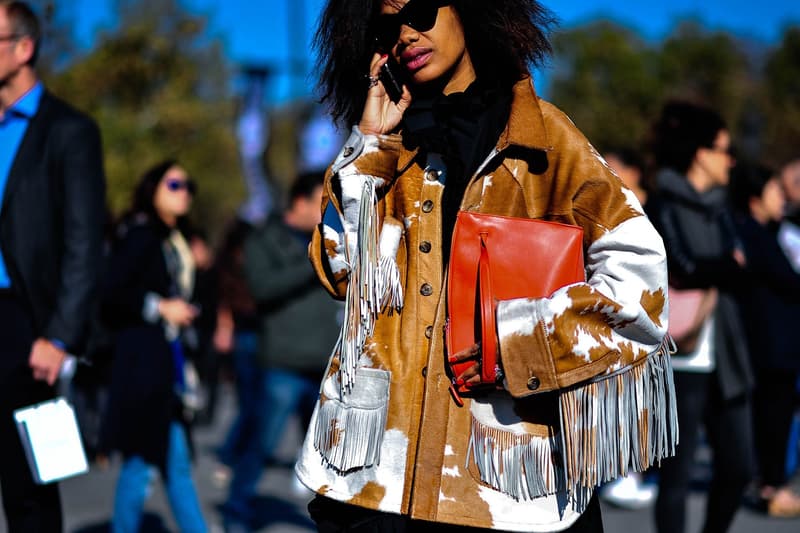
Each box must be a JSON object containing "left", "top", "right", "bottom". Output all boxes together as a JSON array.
[{"left": 379, "top": 55, "right": 405, "bottom": 103}]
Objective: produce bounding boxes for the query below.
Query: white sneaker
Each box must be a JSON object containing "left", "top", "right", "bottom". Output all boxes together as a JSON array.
[
  {"left": 601, "top": 473, "right": 657, "bottom": 509},
  {"left": 292, "top": 474, "right": 313, "bottom": 498}
]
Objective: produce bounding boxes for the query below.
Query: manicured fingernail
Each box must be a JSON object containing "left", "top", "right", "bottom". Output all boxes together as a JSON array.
[
  {"left": 455, "top": 379, "right": 465, "bottom": 386},
  {"left": 448, "top": 356, "right": 459, "bottom": 363}
]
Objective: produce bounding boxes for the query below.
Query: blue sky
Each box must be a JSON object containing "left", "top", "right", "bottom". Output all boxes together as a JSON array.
[{"left": 71, "top": 0, "right": 800, "bottom": 102}]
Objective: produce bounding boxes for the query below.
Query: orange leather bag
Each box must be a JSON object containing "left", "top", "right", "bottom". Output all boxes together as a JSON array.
[{"left": 446, "top": 211, "right": 585, "bottom": 403}]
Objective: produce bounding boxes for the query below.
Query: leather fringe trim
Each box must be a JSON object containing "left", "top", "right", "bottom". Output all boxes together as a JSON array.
[
  {"left": 333, "top": 178, "right": 381, "bottom": 394},
  {"left": 467, "top": 341, "right": 676, "bottom": 503},
  {"left": 377, "top": 217, "right": 404, "bottom": 314},
  {"left": 467, "top": 417, "right": 568, "bottom": 501},
  {"left": 313, "top": 397, "right": 388, "bottom": 473},
  {"left": 378, "top": 255, "right": 403, "bottom": 314},
  {"left": 558, "top": 341, "right": 678, "bottom": 490}
]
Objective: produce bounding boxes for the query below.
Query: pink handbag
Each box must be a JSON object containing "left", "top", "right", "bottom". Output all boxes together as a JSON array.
[{"left": 668, "top": 286, "right": 717, "bottom": 352}]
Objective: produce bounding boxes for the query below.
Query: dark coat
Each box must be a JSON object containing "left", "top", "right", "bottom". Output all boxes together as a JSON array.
[
  {"left": 102, "top": 218, "right": 194, "bottom": 471},
  {"left": 646, "top": 169, "right": 753, "bottom": 400},
  {"left": 734, "top": 215, "right": 800, "bottom": 371},
  {"left": 244, "top": 215, "right": 341, "bottom": 372},
  {"left": 0, "top": 90, "right": 106, "bottom": 373}
]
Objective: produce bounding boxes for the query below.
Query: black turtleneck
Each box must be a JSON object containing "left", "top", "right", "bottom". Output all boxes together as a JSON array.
[{"left": 403, "top": 80, "right": 512, "bottom": 262}]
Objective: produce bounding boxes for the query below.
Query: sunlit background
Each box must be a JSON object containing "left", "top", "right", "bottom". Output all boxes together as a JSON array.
[
  {"left": 27, "top": 0, "right": 800, "bottom": 242},
  {"left": 70, "top": 0, "right": 800, "bottom": 102}
]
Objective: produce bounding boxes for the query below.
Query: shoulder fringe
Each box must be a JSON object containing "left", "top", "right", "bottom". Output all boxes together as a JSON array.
[
  {"left": 332, "top": 179, "right": 406, "bottom": 394},
  {"left": 378, "top": 255, "right": 404, "bottom": 313},
  {"left": 467, "top": 341, "right": 677, "bottom": 502},
  {"left": 334, "top": 177, "right": 380, "bottom": 394},
  {"left": 558, "top": 340, "right": 678, "bottom": 489}
]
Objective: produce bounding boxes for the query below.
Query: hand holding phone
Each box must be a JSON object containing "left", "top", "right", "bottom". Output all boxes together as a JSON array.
[{"left": 359, "top": 53, "right": 409, "bottom": 135}]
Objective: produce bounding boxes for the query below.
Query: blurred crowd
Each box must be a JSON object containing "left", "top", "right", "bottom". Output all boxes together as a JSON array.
[
  {"left": 63, "top": 71, "right": 346, "bottom": 533},
  {"left": 1, "top": 1, "right": 800, "bottom": 533},
  {"left": 598, "top": 103, "right": 800, "bottom": 531}
]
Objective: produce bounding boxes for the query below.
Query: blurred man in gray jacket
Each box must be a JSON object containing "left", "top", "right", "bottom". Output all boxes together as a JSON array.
[{"left": 222, "top": 171, "right": 340, "bottom": 531}]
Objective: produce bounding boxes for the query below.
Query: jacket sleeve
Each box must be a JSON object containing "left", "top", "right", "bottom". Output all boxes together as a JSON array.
[
  {"left": 309, "top": 126, "right": 403, "bottom": 299},
  {"left": 44, "top": 116, "right": 107, "bottom": 350},
  {"left": 495, "top": 121, "right": 669, "bottom": 398}
]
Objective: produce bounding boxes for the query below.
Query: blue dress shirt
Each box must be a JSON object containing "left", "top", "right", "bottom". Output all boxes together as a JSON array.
[{"left": 0, "top": 82, "right": 43, "bottom": 288}]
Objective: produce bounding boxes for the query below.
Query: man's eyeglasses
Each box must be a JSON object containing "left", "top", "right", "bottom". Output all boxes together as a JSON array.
[
  {"left": 0, "top": 34, "right": 21, "bottom": 43},
  {"left": 373, "top": 0, "right": 450, "bottom": 51},
  {"left": 165, "top": 178, "right": 197, "bottom": 195}
]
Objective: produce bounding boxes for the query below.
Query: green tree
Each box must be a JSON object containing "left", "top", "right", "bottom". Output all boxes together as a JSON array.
[
  {"left": 26, "top": 1, "right": 78, "bottom": 74},
  {"left": 761, "top": 26, "right": 800, "bottom": 165},
  {"left": 43, "top": 0, "right": 243, "bottom": 241},
  {"left": 657, "top": 21, "right": 752, "bottom": 130},
  {"left": 549, "top": 20, "right": 755, "bottom": 158},
  {"left": 550, "top": 20, "right": 661, "bottom": 152}
]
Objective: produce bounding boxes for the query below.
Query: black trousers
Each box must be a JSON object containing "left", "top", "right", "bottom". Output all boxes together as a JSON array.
[
  {"left": 753, "top": 367, "right": 799, "bottom": 487},
  {"left": 0, "top": 294, "right": 62, "bottom": 532},
  {"left": 655, "top": 371, "right": 754, "bottom": 533},
  {"left": 308, "top": 493, "right": 604, "bottom": 532}
]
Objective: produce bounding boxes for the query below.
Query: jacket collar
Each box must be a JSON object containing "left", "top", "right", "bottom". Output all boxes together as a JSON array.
[
  {"left": 498, "top": 76, "right": 551, "bottom": 153},
  {"left": 5, "top": 81, "right": 44, "bottom": 120}
]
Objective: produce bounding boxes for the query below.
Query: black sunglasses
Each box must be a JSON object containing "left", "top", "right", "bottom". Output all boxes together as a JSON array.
[
  {"left": 374, "top": 0, "right": 450, "bottom": 51},
  {"left": 165, "top": 178, "right": 197, "bottom": 195}
]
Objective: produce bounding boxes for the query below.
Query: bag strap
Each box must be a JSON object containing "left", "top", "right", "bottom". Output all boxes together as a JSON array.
[{"left": 478, "top": 233, "right": 497, "bottom": 383}]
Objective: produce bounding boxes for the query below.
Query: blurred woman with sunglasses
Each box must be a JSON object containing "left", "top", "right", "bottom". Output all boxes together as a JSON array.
[
  {"left": 102, "top": 160, "right": 207, "bottom": 533},
  {"left": 296, "top": 2, "right": 674, "bottom": 532},
  {"left": 645, "top": 101, "right": 753, "bottom": 533}
]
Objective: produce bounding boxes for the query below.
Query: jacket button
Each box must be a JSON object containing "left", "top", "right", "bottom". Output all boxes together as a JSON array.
[
  {"left": 421, "top": 366, "right": 428, "bottom": 377},
  {"left": 343, "top": 146, "right": 354, "bottom": 157},
  {"left": 420, "top": 283, "right": 433, "bottom": 296},
  {"left": 419, "top": 241, "right": 432, "bottom": 253},
  {"left": 527, "top": 376, "right": 541, "bottom": 391},
  {"left": 423, "top": 169, "right": 441, "bottom": 182},
  {"left": 425, "top": 325, "right": 433, "bottom": 338},
  {"left": 422, "top": 200, "right": 434, "bottom": 213}
]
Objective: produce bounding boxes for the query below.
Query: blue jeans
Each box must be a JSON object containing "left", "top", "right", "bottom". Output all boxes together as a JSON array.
[
  {"left": 217, "top": 331, "right": 261, "bottom": 467},
  {"left": 223, "top": 368, "right": 320, "bottom": 524},
  {"left": 112, "top": 423, "right": 207, "bottom": 533}
]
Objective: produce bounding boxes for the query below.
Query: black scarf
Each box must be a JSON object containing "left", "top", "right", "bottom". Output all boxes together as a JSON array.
[{"left": 403, "top": 80, "right": 512, "bottom": 261}]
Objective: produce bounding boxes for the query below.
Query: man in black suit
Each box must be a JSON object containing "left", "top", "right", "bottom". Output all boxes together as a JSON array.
[{"left": 0, "top": 2, "right": 105, "bottom": 530}]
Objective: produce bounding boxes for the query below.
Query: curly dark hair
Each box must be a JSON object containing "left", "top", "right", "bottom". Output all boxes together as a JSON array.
[{"left": 314, "top": 0, "right": 557, "bottom": 126}]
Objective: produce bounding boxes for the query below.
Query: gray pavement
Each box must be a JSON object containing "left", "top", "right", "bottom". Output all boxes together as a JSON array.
[{"left": 2, "top": 385, "right": 799, "bottom": 532}]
